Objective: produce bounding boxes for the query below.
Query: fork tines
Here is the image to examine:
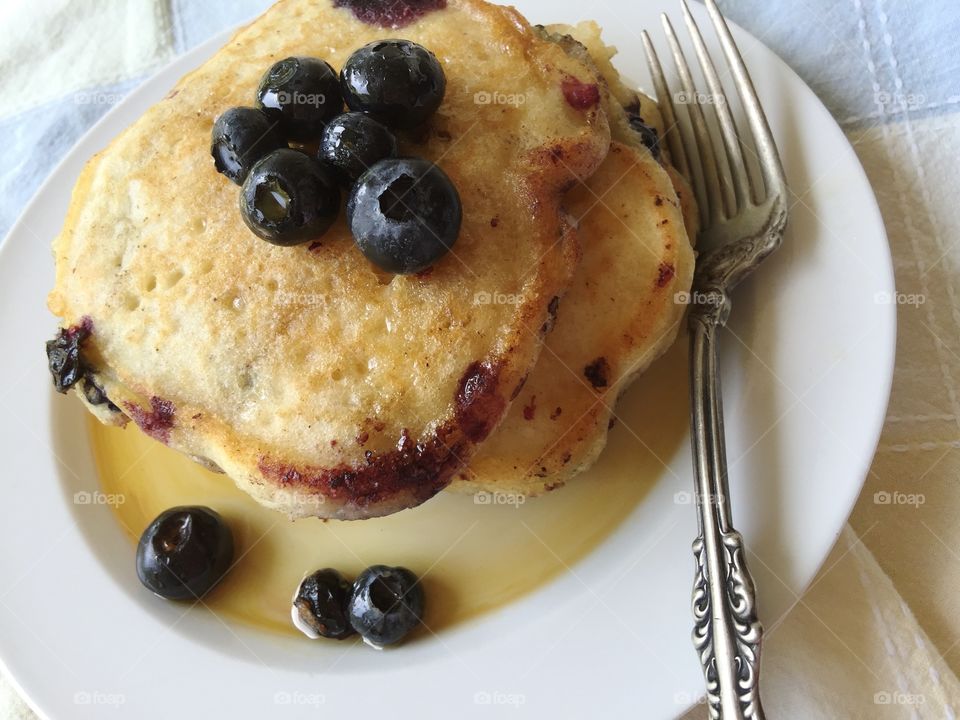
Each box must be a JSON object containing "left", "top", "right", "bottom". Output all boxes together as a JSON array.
[{"left": 642, "top": 0, "right": 787, "bottom": 230}]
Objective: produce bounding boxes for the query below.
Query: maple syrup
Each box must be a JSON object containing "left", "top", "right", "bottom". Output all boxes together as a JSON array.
[{"left": 90, "top": 344, "right": 687, "bottom": 635}]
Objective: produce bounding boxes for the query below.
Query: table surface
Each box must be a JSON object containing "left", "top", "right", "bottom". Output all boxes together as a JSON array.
[{"left": 2, "top": 0, "right": 959, "bottom": 717}]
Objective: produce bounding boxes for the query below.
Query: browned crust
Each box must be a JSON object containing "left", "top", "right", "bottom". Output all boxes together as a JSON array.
[{"left": 256, "top": 359, "right": 506, "bottom": 509}]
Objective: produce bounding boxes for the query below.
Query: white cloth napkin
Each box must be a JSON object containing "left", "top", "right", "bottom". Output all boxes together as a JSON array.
[{"left": 2, "top": 1, "right": 959, "bottom": 718}]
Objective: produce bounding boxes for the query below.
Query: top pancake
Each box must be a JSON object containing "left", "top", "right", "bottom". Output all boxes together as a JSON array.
[{"left": 47, "top": 0, "right": 611, "bottom": 519}]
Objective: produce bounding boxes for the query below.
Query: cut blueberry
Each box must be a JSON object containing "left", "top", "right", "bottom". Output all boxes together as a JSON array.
[
  {"left": 240, "top": 149, "right": 340, "bottom": 246},
  {"left": 348, "top": 565, "right": 424, "bottom": 647},
  {"left": 291, "top": 569, "right": 355, "bottom": 640},
  {"left": 347, "top": 157, "right": 461, "bottom": 274}
]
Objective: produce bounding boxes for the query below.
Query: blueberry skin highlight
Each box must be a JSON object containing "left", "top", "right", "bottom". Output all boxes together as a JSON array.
[
  {"left": 319, "top": 112, "right": 399, "bottom": 183},
  {"left": 347, "top": 565, "right": 425, "bottom": 647},
  {"left": 256, "top": 57, "right": 344, "bottom": 141},
  {"left": 340, "top": 40, "right": 446, "bottom": 129},
  {"left": 292, "top": 569, "right": 356, "bottom": 640},
  {"left": 136, "top": 506, "right": 234, "bottom": 601},
  {"left": 240, "top": 149, "right": 341, "bottom": 246},
  {"left": 211, "top": 107, "right": 287, "bottom": 185}
]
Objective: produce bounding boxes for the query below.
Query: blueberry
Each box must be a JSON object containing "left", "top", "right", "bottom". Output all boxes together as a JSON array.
[
  {"left": 319, "top": 112, "right": 398, "bottom": 183},
  {"left": 211, "top": 107, "right": 286, "bottom": 185},
  {"left": 256, "top": 57, "right": 343, "bottom": 141},
  {"left": 82, "top": 377, "right": 121, "bottom": 413},
  {"left": 240, "top": 149, "right": 340, "bottom": 246},
  {"left": 340, "top": 40, "right": 446, "bottom": 129},
  {"left": 625, "top": 107, "right": 661, "bottom": 160},
  {"left": 46, "top": 324, "right": 90, "bottom": 393},
  {"left": 347, "top": 157, "right": 461, "bottom": 274},
  {"left": 136, "top": 506, "right": 234, "bottom": 601},
  {"left": 291, "top": 569, "right": 355, "bottom": 640},
  {"left": 348, "top": 565, "right": 424, "bottom": 647}
]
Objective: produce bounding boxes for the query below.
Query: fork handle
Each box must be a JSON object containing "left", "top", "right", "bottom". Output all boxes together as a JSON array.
[{"left": 688, "top": 289, "right": 765, "bottom": 720}]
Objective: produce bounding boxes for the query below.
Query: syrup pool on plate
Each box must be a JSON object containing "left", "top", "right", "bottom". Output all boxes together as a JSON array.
[{"left": 90, "top": 343, "right": 688, "bottom": 636}]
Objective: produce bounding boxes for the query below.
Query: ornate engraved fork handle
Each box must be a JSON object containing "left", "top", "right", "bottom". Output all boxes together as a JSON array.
[{"left": 688, "top": 286, "right": 766, "bottom": 720}]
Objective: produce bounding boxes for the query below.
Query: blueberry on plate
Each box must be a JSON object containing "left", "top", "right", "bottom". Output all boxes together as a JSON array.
[
  {"left": 291, "top": 569, "right": 355, "bottom": 640},
  {"left": 340, "top": 40, "right": 446, "bottom": 129},
  {"left": 347, "top": 157, "right": 461, "bottom": 274},
  {"left": 211, "top": 107, "right": 287, "bottom": 185},
  {"left": 240, "top": 149, "right": 340, "bottom": 246},
  {"left": 319, "top": 112, "right": 398, "bottom": 183},
  {"left": 256, "top": 57, "right": 343, "bottom": 141},
  {"left": 136, "top": 506, "right": 234, "bottom": 601},
  {"left": 348, "top": 565, "right": 424, "bottom": 648}
]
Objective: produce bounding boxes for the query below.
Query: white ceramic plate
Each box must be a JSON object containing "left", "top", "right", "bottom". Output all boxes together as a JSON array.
[{"left": 0, "top": 1, "right": 894, "bottom": 718}]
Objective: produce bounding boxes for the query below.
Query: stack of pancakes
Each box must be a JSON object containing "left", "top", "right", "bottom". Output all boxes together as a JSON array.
[{"left": 48, "top": 0, "right": 696, "bottom": 520}]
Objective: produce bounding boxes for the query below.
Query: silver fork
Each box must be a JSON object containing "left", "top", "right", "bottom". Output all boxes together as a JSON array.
[{"left": 642, "top": 1, "right": 789, "bottom": 718}]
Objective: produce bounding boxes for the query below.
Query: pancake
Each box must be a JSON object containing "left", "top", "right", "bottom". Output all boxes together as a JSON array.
[
  {"left": 451, "top": 22, "right": 697, "bottom": 496},
  {"left": 541, "top": 22, "right": 699, "bottom": 235},
  {"left": 47, "top": 0, "right": 612, "bottom": 519}
]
